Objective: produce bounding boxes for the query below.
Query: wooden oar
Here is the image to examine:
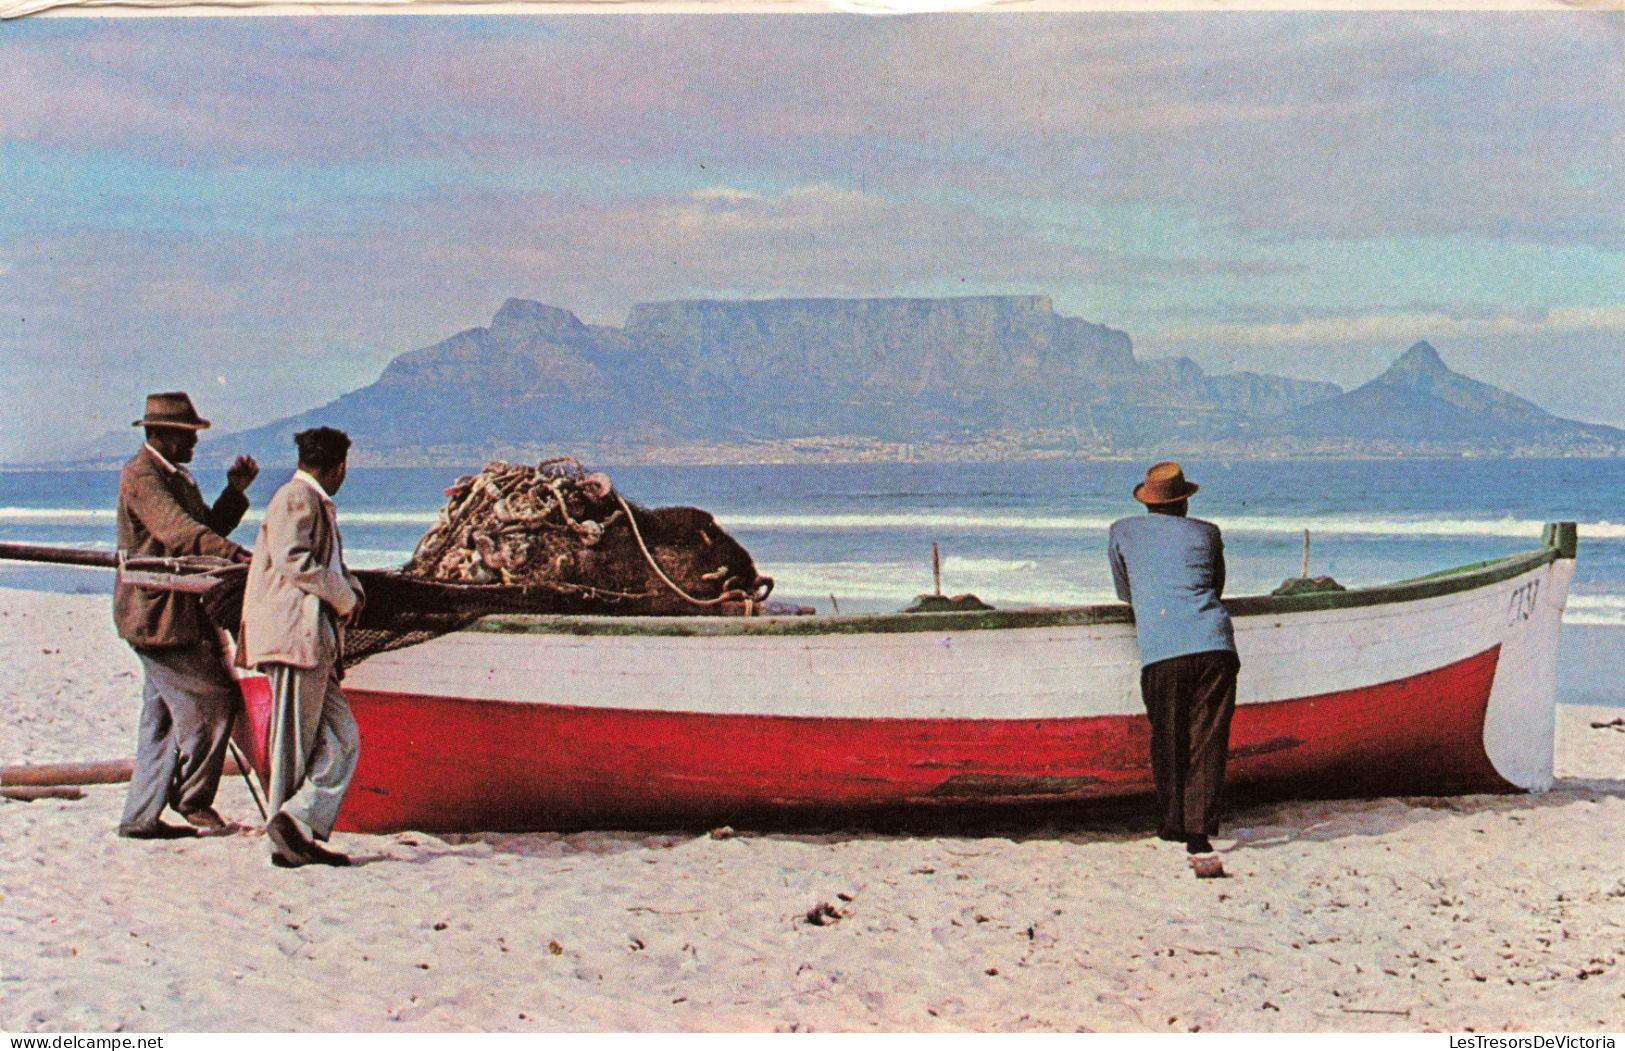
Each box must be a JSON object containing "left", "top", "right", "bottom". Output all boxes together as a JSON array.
[
  {"left": 2, "top": 786, "right": 85, "bottom": 802},
  {"left": 0, "top": 541, "right": 117, "bottom": 568},
  {"left": 0, "top": 541, "right": 242, "bottom": 594},
  {"left": 1, "top": 755, "right": 265, "bottom": 819},
  {"left": 0, "top": 755, "right": 250, "bottom": 787},
  {"left": 227, "top": 739, "right": 268, "bottom": 821}
]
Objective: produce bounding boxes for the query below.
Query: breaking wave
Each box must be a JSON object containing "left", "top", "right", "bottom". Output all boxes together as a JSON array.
[
  {"left": 1564, "top": 595, "right": 1625, "bottom": 627},
  {"left": 5, "top": 506, "right": 1620, "bottom": 544},
  {"left": 940, "top": 556, "right": 1039, "bottom": 573},
  {"left": 763, "top": 559, "right": 1118, "bottom": 609},
  {"left": 0, "top": 507, "right": 116, "bottom": 523},
  {"left": 0, "top": 507, "right": 443, "bottom": 527},
  {"left": 719, "top": 510, "right": 1625, "bottom": 542},
  {"left": 345, "top": 548, "right": 416, "bottom": 569}
]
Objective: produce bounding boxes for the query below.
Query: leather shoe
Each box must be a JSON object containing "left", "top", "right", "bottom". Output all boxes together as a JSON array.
[
  {"left": 266, "top": 812, "right": 314, "bottom": 868},
  {"left": 118, "top": 821, "right": 198, "bottom": 840},
  {"left": 182, "top": 807, "right": 243, "bottom": 837},
  {"left": 303, "top": 839, "right": 352, "bottom": 867}
]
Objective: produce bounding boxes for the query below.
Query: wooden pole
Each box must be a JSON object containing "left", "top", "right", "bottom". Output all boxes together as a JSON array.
[
  {"left": 0, "top": 542, "right": 117, "bottom": 568},
  {"left": 0, "top": 755, "right": 247, "bottom": 788},
  {"left": 932, "top": 543, "right": 942, "bottom": 596},
  {"left": 1301, "top": 530, "right": 1311, "bottom": 580},
  {"left": 0, "top": 542, "right": 250, "bottom": 595},
  {"left": 0, "top": 759, "right": 132, "bottom": 786},
  {"left": 2, "top": 786, "right": 86, "bottom": 802},
  {"left": 228, "top": 739, "right": 268, "bottom": 821}
]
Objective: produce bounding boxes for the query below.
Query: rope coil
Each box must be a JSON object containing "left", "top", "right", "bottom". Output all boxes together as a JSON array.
[{"left": 615, "top": 493, "right": 753, "bottom": 611}]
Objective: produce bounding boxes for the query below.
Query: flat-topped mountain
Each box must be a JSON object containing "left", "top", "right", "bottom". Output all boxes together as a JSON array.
[
  {"left": 219, "top": 295, "right": 1338, "bottom": 462},
  {"left": 209, "top": 298, "right": 1620, "bottom": 465}
]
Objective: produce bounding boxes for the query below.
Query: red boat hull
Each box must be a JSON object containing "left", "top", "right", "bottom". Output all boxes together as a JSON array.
[{"left": 235, "top": 645, "right": 1506, "bottom": 833}]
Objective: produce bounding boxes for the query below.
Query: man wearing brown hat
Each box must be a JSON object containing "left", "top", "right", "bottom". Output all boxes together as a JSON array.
[
  {"left": 114, "top": 391, "right": 259, "bottom": 839},
  {"left": 1108, "top": 461, "right": 1239, "bottom": 878}
]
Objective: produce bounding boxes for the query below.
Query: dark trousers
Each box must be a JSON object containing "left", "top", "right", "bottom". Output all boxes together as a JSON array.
[
  {"left": 1140, "top": 650, "right": 1239, "bottom": 840},
  {"left": 119, "top": 638, "right": 239, "bottom": 831}
]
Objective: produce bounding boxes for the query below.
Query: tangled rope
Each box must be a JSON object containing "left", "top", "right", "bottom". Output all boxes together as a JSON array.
[{"left": 403, "top": 457, "right": 625, "bottom": 586}]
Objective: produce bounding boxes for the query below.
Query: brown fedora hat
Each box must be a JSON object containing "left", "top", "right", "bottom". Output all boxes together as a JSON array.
[
  {"left": 132, "top": 391, "right": 210, "bottom": 430},
  {"left": 1133, "top": 460, "right": 1199, "bottom": 505}
]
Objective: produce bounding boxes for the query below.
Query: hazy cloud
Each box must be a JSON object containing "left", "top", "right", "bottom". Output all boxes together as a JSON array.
[
  {"left": 1155, "top": 305, "right": 1625, "bottom": 349},
  {"left": 8, "top": 15, "right": 1619, "bottom": 246},
  {"left": 2, "top": 12, "right": 1621, "bottom": 458}
]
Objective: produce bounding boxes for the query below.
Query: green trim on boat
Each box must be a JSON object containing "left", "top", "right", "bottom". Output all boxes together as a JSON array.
[
  {"left": 463, "top": 529, "right": 1571, "bottom": 640},
  {"left": 1544, "top": 521, "right": 1579, "bottom": 559}
]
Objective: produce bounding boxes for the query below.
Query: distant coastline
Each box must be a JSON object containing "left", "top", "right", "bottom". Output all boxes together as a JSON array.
[
  {"left": 343, "top": 439, "right": 1625, "bottom": 470},
  {"left": 10, "top": 439, "right": 1625, "bottom": 473}
]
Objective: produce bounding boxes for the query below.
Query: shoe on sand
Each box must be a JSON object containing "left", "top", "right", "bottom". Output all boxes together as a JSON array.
[
  {"left": 303, "top": 839, "right": 352, "bottom": 867},
  {"left": 118, "top": 821, "right": 198, "bottom": 840},
  {"left": 1188, "top": 853, "right": 1226, "bottom": 879},
  {"left": 266, "top": 812, "right": 314, "bottom": 869},
  {"left": 182, "top": 807, "right": 244, "bottom": 837}
]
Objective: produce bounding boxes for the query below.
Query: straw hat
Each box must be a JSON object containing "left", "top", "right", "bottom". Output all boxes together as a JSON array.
[
  {"left": 1133, "top": 460, "right": 1199, "bottom": 505},
  {"left": 132, "top": 391, "right": 210, "bottom": 430}
]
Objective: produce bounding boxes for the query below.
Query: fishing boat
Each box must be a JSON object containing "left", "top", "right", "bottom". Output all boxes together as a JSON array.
[{"left": 219, "top": 522, "right": 1577, "bottom": 833}]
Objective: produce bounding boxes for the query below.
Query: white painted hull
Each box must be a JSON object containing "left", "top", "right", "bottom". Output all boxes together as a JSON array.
[
  {"left": 232, "top": 530, "right": 1574, "bottom": 831},
  {"left": 343, "top": 552, "right": 1569, "bottom": 789}
]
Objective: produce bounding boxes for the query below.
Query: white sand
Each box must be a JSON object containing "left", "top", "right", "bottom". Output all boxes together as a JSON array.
[{"left": 2, "top": 587, "right": 1622, "bottom": 1033}]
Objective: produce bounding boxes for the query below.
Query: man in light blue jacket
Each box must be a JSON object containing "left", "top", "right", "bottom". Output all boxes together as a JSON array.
[
  {"left": 1108, "top": 461, "right": 1238, "bottom": 878},
  {"left": 240, "top": 427, "right": 364, "bottom": 868}
]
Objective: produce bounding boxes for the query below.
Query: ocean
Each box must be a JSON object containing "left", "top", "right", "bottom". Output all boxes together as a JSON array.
[{"left": 3, "top": 456, "right": 1620, "bottom": 707}]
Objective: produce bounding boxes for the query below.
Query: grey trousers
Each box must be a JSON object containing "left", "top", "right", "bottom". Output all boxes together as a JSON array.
[
  {"left": 119, "top": 638, "right": 239, "bottom": 831},
  {"left": 263, "top": 658, "right": 359, "bottom": 843}
]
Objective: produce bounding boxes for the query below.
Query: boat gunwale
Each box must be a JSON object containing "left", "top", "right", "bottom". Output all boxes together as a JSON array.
[{"left": 456, "top": 541, "right": 1563, "bottom": 640}]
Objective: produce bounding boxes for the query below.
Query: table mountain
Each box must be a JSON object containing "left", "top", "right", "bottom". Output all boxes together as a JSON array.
[
  {"left": 209, "top": 298, "right": 1620, "bottom": 464},
  {"left": 216, "top": 295, "right": 1340, "bottom": 462}
]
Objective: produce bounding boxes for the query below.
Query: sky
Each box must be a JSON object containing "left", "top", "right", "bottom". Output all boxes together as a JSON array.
[{"left": 1, "top": 11, "right": 1621, "bottom": 461}]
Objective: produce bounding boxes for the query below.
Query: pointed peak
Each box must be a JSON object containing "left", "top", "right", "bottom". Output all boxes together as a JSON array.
[{"left": 1393, "top": 341, "right": 1446, "bottom": 370}]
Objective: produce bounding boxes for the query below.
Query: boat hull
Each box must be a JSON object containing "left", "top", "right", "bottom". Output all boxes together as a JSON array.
[{"left": 232, "top": 532, "right": 1574, "bottom": 833}]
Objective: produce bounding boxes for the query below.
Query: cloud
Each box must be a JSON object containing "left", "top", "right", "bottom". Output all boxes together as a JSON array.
[
  {"left": 6, "top": 14, "right": 1620, "bottom": 247},
  {"left": 2, "top": 13, "right": 1622, "bottom": 458},
  {"left": 1154, "top": 304, "right": 1625, "bottom": 348}
]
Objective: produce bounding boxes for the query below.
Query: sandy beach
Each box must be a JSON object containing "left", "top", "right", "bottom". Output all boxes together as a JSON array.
[{"left": 2, "top": 586, "right": 1622, "bottom": 1033}]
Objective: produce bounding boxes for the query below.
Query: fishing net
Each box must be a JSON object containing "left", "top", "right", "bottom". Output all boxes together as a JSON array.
[
  {"left": 403, "top": 457, "right": 626, "bottom": 585},
  {"left": 204, "top": 458, "right": 766, "bottom": 668}
]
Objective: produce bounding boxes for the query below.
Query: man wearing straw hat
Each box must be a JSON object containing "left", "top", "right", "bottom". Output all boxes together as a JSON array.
[
  {"left": 1108, "top": 461, "right": 1239, "bottom": 878},
  {"left": 114, "top": 391, "right": 259, "bottom": 839}
]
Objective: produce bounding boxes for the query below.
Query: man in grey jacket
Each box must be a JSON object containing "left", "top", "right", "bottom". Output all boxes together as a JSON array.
[
  {"left": 1108, "top": 461, "right": 1239, "bottom": 878},
  {"left": 240, "top": 427, "right": 364, "bottom": 868}
]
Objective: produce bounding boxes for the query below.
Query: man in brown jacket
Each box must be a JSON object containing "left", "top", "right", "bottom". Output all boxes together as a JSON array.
[
  {"left": 115, "top": 391, "right": 258, "bottom": 839},
  {"left": 240, "top": 426, "right": 363, "bottom": 868}
]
